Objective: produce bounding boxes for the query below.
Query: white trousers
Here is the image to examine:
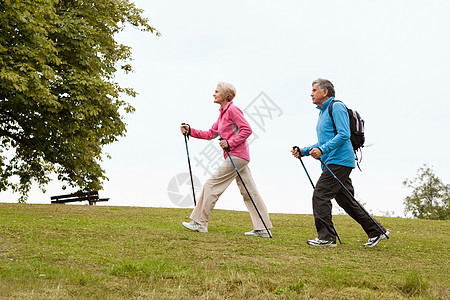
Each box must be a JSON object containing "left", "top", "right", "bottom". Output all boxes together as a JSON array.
[{"left": 190, "top": 156, "right": 273, "bottom": 230}]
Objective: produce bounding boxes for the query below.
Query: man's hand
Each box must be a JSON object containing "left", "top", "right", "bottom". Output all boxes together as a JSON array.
[
  {"left": 180, "top": 124, "right": 189, "bottom": 135},
  {"left": 291, "top": 147, "right": 302, "bottom": 158},
  {"left": 310, "top": 148, "right": 322, "bottom": 159},
  {"left": 219, "top": 139, "right": 229, "bottom": 149}
]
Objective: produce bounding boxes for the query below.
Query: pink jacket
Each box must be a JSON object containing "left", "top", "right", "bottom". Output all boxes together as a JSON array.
[{"left": 190, "top": 101, "right": 252, "bottom": 161}]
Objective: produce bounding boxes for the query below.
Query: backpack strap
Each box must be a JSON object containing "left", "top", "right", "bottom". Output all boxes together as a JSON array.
[
  {"left": 328, "top": 99, "right": 342, "bottom": 136},
  {"left": 328, "top": 99, "right": 362, "bottom": 171}
]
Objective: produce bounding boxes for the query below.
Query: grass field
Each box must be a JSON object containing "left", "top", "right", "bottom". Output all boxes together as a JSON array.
[{"left": 0, "top": 203, "right": 449, "bottom": 299}]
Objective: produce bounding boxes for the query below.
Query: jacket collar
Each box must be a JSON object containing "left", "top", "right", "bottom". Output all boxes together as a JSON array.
[
  {"left": 316, "top": 97, "right": 335, "bottom": 112},
  {"left": 220, "top": 101, "right": 233, "bottom": 114}
]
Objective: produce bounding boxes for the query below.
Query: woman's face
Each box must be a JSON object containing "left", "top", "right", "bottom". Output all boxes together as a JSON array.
[{"left": 213, "top": 86, "right": 227, "bottom": 105}]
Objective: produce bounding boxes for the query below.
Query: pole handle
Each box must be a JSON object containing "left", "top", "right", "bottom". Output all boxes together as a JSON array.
[
  {"left": 181, "top": 123, "right": 190, "bottom": 139},
  {"left": 219, "top": 137, "right": 230, "bottom": 152},
  {"left": 292, "top": 146, "right": 303, "bottom": 159}
]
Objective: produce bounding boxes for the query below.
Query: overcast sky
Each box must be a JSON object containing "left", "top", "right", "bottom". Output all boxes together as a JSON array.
[{"left": 2, "top": 0, "right": 449, "bottom": 218}]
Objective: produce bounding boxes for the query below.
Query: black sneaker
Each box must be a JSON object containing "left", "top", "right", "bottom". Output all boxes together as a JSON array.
[
  {"left": 307, "top": 238, "right": 337, "bottom": 247},
  {"left": 364, "top": 231, "right": 389, "bottom": 247}
]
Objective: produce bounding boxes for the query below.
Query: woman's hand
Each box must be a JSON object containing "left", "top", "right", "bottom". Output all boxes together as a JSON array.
[
  {"left": 180, "top": 124, "right": 190, "bottom": 135},
  {"left": 219, "top": 139, "right": 229, "bottom": 149}
]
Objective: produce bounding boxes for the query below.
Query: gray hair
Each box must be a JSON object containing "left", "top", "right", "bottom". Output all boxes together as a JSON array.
[
  {"left": 217, "top": 82, "right": 236, "bottom": 102},
  {"left": 312, "top": 78, "right": 335, "bottom": 98}
]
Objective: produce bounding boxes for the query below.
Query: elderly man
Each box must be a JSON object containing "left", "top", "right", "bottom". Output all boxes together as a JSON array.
[{"left": 292, "top": 78, "right": 389, "bottom": 247}]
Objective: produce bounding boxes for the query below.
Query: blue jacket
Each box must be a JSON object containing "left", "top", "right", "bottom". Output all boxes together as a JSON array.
[{"left": 302, "top": 97, "right": 355, "bottom": 168}]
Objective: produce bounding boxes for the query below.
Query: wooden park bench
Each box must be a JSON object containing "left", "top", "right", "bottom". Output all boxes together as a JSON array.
[{"left": 51, "top": 191, "right": 109, "bottom": 205}]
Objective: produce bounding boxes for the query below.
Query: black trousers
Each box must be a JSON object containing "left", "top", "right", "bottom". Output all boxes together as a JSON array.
[{"left": 313, "top": 164, "right": 386, "bottom": 242}]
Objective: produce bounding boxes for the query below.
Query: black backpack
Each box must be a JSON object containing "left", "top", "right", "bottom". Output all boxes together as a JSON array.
[{"left": 328, "top": 100, "right": 365, "bottom": 170}]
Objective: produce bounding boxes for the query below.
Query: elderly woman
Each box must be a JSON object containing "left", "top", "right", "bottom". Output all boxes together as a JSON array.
[{"left": 180, "top": 82, "right": 273, "bottom": 237}]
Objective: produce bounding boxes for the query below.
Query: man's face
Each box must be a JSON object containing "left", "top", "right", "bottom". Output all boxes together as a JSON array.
[{"left": 311, "top": 83, "right": 328, "bottom": 107}]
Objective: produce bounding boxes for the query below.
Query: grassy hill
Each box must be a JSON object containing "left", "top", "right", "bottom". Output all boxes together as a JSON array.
[{"left": 0, "top": 203, "right": 448, "bottom": 299}]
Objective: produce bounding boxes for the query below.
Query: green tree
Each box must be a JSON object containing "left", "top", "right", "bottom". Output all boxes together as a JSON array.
[
  {"left": 0, "top": 0, "right": 160, "bottom": 201},
  {"left": 403, "top": 165, "right": 450, "bottom": 220}
]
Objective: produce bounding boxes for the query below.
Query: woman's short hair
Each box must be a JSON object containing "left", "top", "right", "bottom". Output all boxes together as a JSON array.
[
  {"left": 217, "top": 82, "right": 236, "bottom": 102},
  {"left": 312, "top": 78, "right": 335, "bottom": 98}
]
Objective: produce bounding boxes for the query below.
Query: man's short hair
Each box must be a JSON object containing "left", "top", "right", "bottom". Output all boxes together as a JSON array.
[
  {"left": 312, "top": 78, "right": 335, "bottom": 98},
  {"left": 217, "top": 82, "right": 236, "bottom": 102}
]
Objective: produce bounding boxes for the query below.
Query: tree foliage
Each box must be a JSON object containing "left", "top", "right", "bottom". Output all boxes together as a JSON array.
[
  {"left": 0, "top": 0, "right": 159, "bottom": 201},
  {"left": 403, "top": 165, "right": 450, "bottom": 220}
]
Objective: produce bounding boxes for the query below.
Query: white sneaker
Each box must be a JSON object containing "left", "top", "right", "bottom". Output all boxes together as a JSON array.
[
  {"left": 364, "top": 231, "right": 389, "bottom": 247},
  {"left": 244, "top": 229, "right": 271, "bottom": 238},
  {"left": 306, "top": 238, "right": 337, "bottom": 247},
  {"left": 182, "top": 221, "right": 208, "bottom": 233}
]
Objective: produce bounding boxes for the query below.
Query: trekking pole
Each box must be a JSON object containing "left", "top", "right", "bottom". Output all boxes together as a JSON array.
[
  {"left": 220, "top": 138, "right": 272, "bottom": 238},
  {"left": 293, "top": 146, "right": 315, "bottom": 189},
  {"left": 181, "top": 123, "right": 196, "bottom": 206},
  {"left": 292, "top": 146, "right": 342, "bottom": 244},
  {"left": 318, "top": 158, "right": 389, "bottom": 240}
]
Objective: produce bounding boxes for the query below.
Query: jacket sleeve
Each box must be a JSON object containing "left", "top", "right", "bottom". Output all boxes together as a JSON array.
[
  {"left": 190, "top": 121, "right": 219, "bottom": 140},
  {"left": 319, "top": 102, "right": 350, "bottom": 154},
  {"left": 227, "top": 106, "right": 252, "bottom": 149},
  {"left": 301, "top": 143, "right": 318, "bottom": 156}
]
